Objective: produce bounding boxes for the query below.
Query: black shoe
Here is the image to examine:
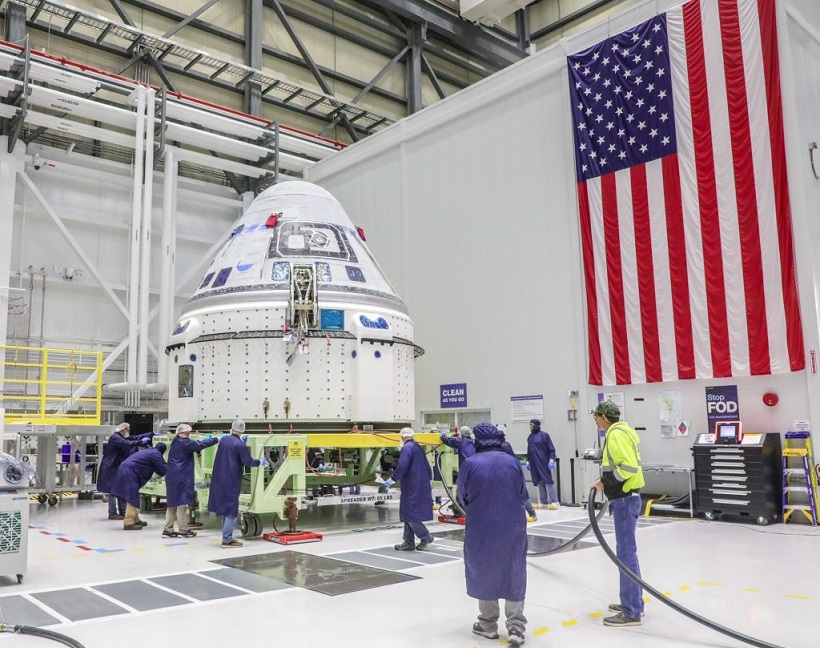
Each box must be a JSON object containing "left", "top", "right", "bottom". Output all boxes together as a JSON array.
[
  {"left": 178, "top": 530, "right": 197, "bottom": 538},
  {"left": 394, "top": 542, "right": 415, "bottom": 551},
  {"left": 608, "top": 604, "right": 645, "bottom": 617},
  {"left": 472, "top": 623, "right": 499, "bottom": 640},
  {"left": 416, "top": 536, "right": 434, "bottom": 550},
  {"left": 136, "top": 520, "right": 148, "bottom": 527},
  {"left": 161, "top": 530, "right": 179, "bottom": 538},
  {"left": 123, "top": 524, "right": 143, "bottom": 531},
  {"left": 603, "top": 612, "right": 641, "bottom": 627},
  {"left": 508, "top": 628, "right": 526, "bottom": 645}
]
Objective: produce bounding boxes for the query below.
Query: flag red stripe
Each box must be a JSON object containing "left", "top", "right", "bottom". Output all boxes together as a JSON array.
[
  {"left": 719, "top": 0, "right": 771, "bottom": 374},
  {"left": 601, "top": 173, "right": 630, "bottom": 384},
  {"left": 683, "top": 1, "right": 732, "bottom": 377},
  {"left": 757, "top": 0, "right": 805, "bottom": 370},
  {"left": 578, "top": 181, "right": 602, "bottom": 384},
  {"left": 662, "top": 154, "right": 696, "bottom": 379},
  {"left": 630, "top": 165, "right": 662, "bottom": 382}
]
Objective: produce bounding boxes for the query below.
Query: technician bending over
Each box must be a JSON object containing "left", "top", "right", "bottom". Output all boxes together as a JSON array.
[
  {"left": 389, "top": 428, "right": 435, "bottom": 551},
  {"left": 457, "top": 423, "right": 528, "bottom": 646},
  {"left": 589, "top": 401, "right": 645, "bottom": 627},
  {"left": 208, "top": 419, "right": 266, "bottom": 548},
  {"left": 110, "top": 440, "right": 168, "bottom": 530},
  {"left": 98, "top": 423, "right": 146, "bottom": 520}
]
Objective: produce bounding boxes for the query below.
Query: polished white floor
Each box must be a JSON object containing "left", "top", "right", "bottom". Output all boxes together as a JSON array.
[{"left": 2, "top": 498, "right": 817, "bottom": 648}]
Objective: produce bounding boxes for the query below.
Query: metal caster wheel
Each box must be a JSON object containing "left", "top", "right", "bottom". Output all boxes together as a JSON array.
[
  {"left": 756, "top": 516, "right": 769, "bottom": 526},
  {"left": 101, "top": 493, "right": 110, "bottom": 503},
  {"left": 47, "top": 495, "right": 58, "bottom": 507},
  {"left": 704, "top": 511, "right": 717, "bottom": 521},
  {"left": 240, "top": 513, "right": 262, "bottom": 538},
  {"left": 37, "top": 494, "right": 47, "bottom": 504}
]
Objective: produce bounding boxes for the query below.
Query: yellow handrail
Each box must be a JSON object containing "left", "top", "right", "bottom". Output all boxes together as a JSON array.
[{"left": 1, "top": 345, "right": 103, "bottom": 425}]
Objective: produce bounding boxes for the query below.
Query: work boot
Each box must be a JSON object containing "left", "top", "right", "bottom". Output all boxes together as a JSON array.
[
  {"left": 221, "top": 539, "right": 243, "bottom": 548},
  {"left": 123, "top": 524, "right": 142, "bottom": 530},
  {"left": 136, "top": 520, "right": 148, "bottom": 527},
  {"left": 178, "top": 530, "right": 197, "bottom": 538},
  {"left": 508, "top": 628, "right": 526, "bottom": 645},
  {"left": 608, "top": 604, "right": 645, "bottom": 617},
  {"left": 416, "top": 536, "right": 434, "bottom": 550},
  {"left": 393, "top": 542, "right": 415, "bottom": 551},
  {"left": 161, "top": 529, "right": 179, "bottom": 538},
  {"left": 603, "top": 612, "right": 641, "bottom": 627}
]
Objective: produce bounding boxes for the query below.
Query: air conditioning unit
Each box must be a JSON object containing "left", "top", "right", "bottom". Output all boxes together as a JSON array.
[{"left": 460, "top": 0, "right": 530, "bottom": 24}]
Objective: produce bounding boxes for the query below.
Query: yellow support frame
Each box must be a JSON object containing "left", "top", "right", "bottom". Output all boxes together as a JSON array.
[{"left": 1, "top": 345, "right": 103, "bottom": 425}]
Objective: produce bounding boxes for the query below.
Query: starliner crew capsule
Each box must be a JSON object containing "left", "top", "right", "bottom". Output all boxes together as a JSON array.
[{"left": 165, "top": 181, "right": 422, "bottom": 429}]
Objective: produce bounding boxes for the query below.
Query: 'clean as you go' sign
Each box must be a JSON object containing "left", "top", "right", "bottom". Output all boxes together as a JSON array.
[{"left": 440, "top": 383, "right": 467, "bottom": 408}]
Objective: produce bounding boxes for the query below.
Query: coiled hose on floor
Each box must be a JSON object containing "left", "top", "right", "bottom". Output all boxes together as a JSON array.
[
  {"left": 587, "top": 488, "right": 787, "bottom": 648},
  {"left": 434, "top": 451, "right": 604, "bottom": 557},
  {"left": 0, "top": 624, "right": 86, "bottom": 648}
]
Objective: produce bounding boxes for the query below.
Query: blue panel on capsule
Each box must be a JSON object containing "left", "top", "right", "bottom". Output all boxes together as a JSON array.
[
  {"left": 320, "top": 309, "right": 344, "bottom": 330},
  {"left": 199, "top": 272, "right": 214, "bottom": 289},
  {"left": 346, "top": 266, "right": 365, "bottom": 283},
  {"left": 212, "top": 267, "right": 232, "bottom": 288}
]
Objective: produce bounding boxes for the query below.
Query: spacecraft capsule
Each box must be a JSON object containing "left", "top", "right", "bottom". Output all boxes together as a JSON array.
[{"left": 166, "top": 181, "right": 421, "bottom": 429}]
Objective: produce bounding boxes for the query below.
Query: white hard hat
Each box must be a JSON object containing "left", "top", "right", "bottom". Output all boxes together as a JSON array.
[{"left": 399, "top": 427, "right": 415, "bottom": 438}]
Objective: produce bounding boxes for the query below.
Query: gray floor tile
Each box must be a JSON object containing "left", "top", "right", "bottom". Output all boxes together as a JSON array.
[
  {"left": 0, "top": 595, "right": 61, "bottom": 627},
  {"left": 200, "top": 568, "right": 294, "bottom": 593},
  {"left": 331, "top": 551, "right": 421, "bottom": 571},
  {"left": 366, "top": 546, "right": 457, "bottom": 565},
  {"left": 31, "top": 588, "right": 129, "bottom": 621},
  {"left": 149, "top": 573, "right": 245, "bottom": 601},
  {"left": 93, "top": 580, "right": 191, "bottom": 611}
]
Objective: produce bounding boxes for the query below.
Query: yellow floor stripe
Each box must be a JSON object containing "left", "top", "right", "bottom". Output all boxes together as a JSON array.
[
  {"left": 786, "top": 594, "right": 812, "bottom": 600},
  {"left": 698, "top": 581, "right": 725, "bottom": 587},
  {"left": 532, "top": 627, "right": 549, "bottom": 636},
  {"left": 662, "top": 590, "right": 672, "bottom": 596},
  {"left": 561, "top": 619, "right": 577, "bottom": 628},
  {"left": 741, "top": 587, "right": 759, "bottom": 593},
  {"left": 678, "top": 585, "right": 691, "bottom": 591},
  {"left": 588, "top": 611, "right": 604, "bottom": 619}
]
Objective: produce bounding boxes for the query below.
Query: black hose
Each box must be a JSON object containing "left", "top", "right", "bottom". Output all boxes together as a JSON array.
[
  {"left": 435, "top": 451, "right": 603, "bottom": 557},
  {"left": 587, "top": 488, "right": 787, "bottom": 648},
  {"left": 1, "top": 625, "right": 86, "bottom": 648}
]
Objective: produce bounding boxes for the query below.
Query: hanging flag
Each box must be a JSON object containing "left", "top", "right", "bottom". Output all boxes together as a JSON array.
[{"left": 567, "top": 0, "right": 803, "bottom": 386}]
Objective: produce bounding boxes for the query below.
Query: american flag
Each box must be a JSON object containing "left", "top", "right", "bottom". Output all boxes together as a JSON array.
[{"left": 568, "top": 0, "right": 804, "bottom": 386}]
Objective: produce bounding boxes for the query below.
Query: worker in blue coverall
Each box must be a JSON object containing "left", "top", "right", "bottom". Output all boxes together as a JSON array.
[
  {"left": 388, "top": 427, "right": 435, "bottom": 551},
  {"left": 207, "top": 419, "right": 267, "bottom": 548},
  {"left": 163, "top": 423, "right": 218, "bottom": 539},
  {"left": 457, "top": 423, "right": 528, "bottom": 646},
  {"left": 440, "top": 426, "right": 476, "bottom": 466},
  {"left": 497, "top": 424, "right": 537, "bottom": 521},
  {"left": 526, "top": 419, "right": 559, "bottom": 509},
  {"left": 110, "top": 440, "right": 167, "bottom": 530},
  {"left": 98, "top": 422, "right": 146, "bottom": 520}
]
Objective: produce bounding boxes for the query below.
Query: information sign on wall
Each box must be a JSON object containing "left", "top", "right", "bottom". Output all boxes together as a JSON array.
[
  {"left": 511, "top": 395, "right": 544, "bottom": 422},
  {"left": 705, "top": 385, "right": 740, "bottom": 434},
  {"left": 440, "top": 383, "right": 467, "bottom": 408}
]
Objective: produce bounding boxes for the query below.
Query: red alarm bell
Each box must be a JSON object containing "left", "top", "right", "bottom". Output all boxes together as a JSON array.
[{"left": 762, "top": 392, "right": 779, "bottom": 407}]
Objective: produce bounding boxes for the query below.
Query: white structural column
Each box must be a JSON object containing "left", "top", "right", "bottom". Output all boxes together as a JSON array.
[
  {"left": 0, "top": 139, "right": 24, "bottom": 375},
  {"left": 156, "top": 146, "right": 177, "bottom": 389},
  {"left": 138, "top": 88, "right": 156, "bottom": 386},
  {"left": 126, "top": 86, "right": 146, "bottom": 386}
]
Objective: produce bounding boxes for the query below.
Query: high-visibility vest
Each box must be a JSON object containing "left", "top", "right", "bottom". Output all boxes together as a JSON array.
[{"left": 601, "top": 421, "right": 645, "bottom": 494}]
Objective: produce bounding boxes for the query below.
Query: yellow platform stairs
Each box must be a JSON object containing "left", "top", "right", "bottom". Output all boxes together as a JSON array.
[{"left": 782, "top": 431, "right": 819, "bottom": 525}]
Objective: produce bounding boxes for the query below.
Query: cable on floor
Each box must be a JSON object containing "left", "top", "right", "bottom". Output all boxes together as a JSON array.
[
  {"left": 0, "top": 624, "right": 86, "bottom": 648},
  {"left": 587, "top": 488, "right": 788, "bottom": 648}
]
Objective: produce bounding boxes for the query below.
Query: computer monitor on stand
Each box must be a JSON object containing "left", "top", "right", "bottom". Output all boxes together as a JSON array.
[{"left": 714, "top": 420, "right": 743, "bottom": 444}]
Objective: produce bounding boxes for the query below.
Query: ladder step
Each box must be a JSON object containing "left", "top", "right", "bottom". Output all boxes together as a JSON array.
[
  {"left": 784, "top": 468, "right": 808, "bottom": 475},
  {"left": 784, "top": 504, "right": 813, "bottom": 511},
  {"left": 783, "top": 448, "right": 808, "bottom": 457},
  {"left": 785, "top": 486, "right": 811, "bottom": 492}
]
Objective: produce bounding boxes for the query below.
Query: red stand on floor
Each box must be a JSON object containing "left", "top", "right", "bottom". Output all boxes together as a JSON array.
[
  {"left": 438, "top": 514, "right": 466, "bottom": 525},
  {"left": 262, "top": 530, "right": 323, "bottom": 545}
]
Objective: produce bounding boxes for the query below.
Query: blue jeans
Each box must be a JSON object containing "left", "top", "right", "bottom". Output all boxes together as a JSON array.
[
  {"left": 107, "top": 495, "right": 126, "bottom": 516},
  {"left": 403, "top": 520, "right": 432, "bottom": 545},
  {"left": 535, "top": 482, "right": 558, "bottom": 505},
  {"left": 221, "top": 515, "right": 237, "bottom": 543},
  {"left": 611, "top": 494, "right": 643, "bottom": 618}
]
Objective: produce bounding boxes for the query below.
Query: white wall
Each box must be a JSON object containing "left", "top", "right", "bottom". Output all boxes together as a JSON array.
[{"left": 306, "top": 0, "right": 820, "bottom": 500}]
